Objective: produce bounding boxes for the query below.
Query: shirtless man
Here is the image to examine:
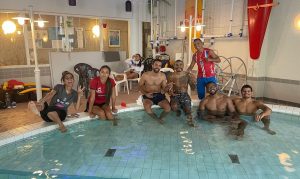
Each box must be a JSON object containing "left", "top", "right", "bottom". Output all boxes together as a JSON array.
[
  {"left": 166, "top": 60, "right": 196, "bottom": 127},
  {"left": 199, "top": 82, "right": 247, "bottom": 137},
  {"left": 233, "top": 84, "right": 276, "bottom": 135},
  {"left": 139, "top": 59, "right": 171, "bottom": 124}
]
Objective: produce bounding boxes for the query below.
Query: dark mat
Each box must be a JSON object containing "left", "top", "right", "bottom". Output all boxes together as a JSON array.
[
  {"left": 105, "top": 148, "right": 116, "bottom": 157},
  {"left": 228, "top": 154, "right": 240, "bottom": 164}
]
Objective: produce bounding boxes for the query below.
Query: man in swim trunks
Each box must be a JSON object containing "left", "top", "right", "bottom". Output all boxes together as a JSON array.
[
  {"left": 233, "top": 84, "right": 276, "bottom": 135},
  {"left": 139, "top": 58, "right": 171, "bottom": 124},
  {"left": 199, "top": 82, "right": 247, "bottom": 137},
  {"left": 166, "top": 60, "right": 196, "bottom": 127}
]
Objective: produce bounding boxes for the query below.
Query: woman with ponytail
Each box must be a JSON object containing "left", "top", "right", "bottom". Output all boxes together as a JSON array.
[
  {"left": 28, "top": 71, "right": 84, "bottom": 132},
  {"left": 87, "top": 65, "right": 117, "bottom": 125}
]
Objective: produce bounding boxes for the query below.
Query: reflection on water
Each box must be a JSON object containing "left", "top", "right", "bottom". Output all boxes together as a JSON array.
[
  {"left": 292, "top": 150, "right": 298, "bottom": 154},
  {"left": 32, "top": 159, "right": 62, "bottom": 179},
  {"left": 180, "top": 130, "right": 194, "bottom": 155},
  {"left": 277, "top": 153, "right": 296, "bottom": 172}
]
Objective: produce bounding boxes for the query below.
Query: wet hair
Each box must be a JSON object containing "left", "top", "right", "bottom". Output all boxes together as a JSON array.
[
  {"left": 152, "top": 58, "right": 162, "bottom": 65},
  {"left": 241, "top": 84, "right": 252, "bottom": 92},
  {"left": 175, "top": 60, "right": 183, "bottom": 64},
  {"left": 99, "top": 65, "right": 112, "bottom": 105},
  {"left": 61, "top": 71, "right": 74, "bottom": 83},
  {"left": 193, "top": 38, "right": 203, "bottom": 43}
]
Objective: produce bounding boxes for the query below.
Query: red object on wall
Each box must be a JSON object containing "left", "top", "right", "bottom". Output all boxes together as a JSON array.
[
  {"left": 248, "top": 0, "right": 274, "bottom": 60},
  {"left": 159, "top": 45, "right": 166, "bottom": 53}
]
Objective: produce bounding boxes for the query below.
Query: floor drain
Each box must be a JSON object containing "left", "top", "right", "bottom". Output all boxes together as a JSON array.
[
  {"left": 105, "top": 149, "right": 116, "bottom": 157},
  {"left": 228, "top": 154, "right": 240, "bottom": 164}
]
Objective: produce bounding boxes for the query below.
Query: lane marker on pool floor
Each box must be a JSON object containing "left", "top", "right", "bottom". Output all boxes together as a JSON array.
[
  {"left": 228, "top": 154, "right": 240, "bottom": 164},
  {"left": 105, "top": 149, "right": 116, "bottom": 157}
]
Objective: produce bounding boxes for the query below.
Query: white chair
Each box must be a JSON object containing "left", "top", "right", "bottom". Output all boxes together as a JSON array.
[
  {"left": 126, "top": 70, "right": 142, "bottom": 90},
  {"left": 111, "top": 71, "right": 129, "bottom": 96}
]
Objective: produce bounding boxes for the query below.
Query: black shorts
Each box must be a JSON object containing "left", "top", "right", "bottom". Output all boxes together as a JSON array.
[
  {"left": 142, "top": 93, "right": 166, "bottom": 105},
  {"left": 40, "top": 102, "right": 67, "bottom": 122},
  {"left": 85, "top": 102, "right": 106, "bottom": 112}
]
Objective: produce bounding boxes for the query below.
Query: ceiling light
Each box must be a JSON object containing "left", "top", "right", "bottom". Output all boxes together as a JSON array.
[
  {"left": 2, "top": 20, "right": 16, "bottom": 34},
  {"left": 35, "top": 15, "right": 48, "bottom": 28},
  {"left": 12, "top": 13, "right": 29, "bottom": 25},
  {"left": 92, "top": 25, "right": 100, "bottom": 37},
  {"left": 180, "top": 21, "right": 186, "bottom": 32}
]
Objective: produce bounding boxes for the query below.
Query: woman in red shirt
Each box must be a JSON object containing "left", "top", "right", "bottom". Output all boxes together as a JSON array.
[{"left": 87, "top": 65, "right": 118, "bottom": 125}]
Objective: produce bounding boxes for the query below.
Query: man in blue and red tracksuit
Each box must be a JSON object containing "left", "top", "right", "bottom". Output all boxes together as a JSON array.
[{"left": 187, "top": 38, "right": 221, "bottom": 100}]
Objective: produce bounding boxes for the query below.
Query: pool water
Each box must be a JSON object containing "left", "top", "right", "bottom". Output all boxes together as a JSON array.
[{"left": 0, "top": 108, "right": 300, "bottom": 179}]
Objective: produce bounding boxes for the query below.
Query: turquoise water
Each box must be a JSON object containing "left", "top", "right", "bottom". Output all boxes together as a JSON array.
[{"left": 0, "top": 109, "right": 300, "bottom": 179}]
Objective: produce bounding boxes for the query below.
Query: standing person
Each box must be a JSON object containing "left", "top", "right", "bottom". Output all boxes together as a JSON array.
[
  {"left": 125, "top": 53, "right": 144, "bottom": 79},
  {"left": 87, "top": 65, "right": 118, "bottom": 126},
  {"left": 139, "top": 59, "right": 171, "bottom": 124},
  {"left": 28, "top": 71, "right": 84, "bottom": 133},
  {"left": 166, "top": 60, "right": 197, "bottom": 127},
  {"left": 187, "top": 38, "right": 221, "bottom": 100},
  {"left": 233, "top": 84, "right": 276, "bottom": 135}
]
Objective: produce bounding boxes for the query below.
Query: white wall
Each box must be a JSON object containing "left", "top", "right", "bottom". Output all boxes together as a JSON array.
[
  {"left": 264, "top": 0, "right": 300, "bottom": 81},
  {"left": 49, "top": 51, "right": 127, "bottom": 88},
  {"left": 211, "top": 0, "right": 300, "bottom": 81}
]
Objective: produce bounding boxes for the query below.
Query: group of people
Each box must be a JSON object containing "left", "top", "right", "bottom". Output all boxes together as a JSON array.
[
  {"left": 29, "top": 66, "right": 119, "bottom": 132},
  {"left": 138, "top": 38, "right": 276, "bottom": 138},
  {"left": 28, "top": 38, "right": 276, "bottom": 138}
]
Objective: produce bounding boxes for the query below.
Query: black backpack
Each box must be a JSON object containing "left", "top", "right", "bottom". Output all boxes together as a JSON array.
[{"left": 0, "top": 101, "right": 7, "bottom": 109}]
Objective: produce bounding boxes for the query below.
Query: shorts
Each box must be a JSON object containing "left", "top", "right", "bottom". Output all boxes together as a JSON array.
[
  {"left": 40, "top": 102, "right": 67, "bottom": 122},
  {"left": 239, "top": 115, "right": 255, "bottom": 123},
  {"left": 142, "top": 93, "right": 166, "bottom": 105},
  {"left": 85, "top": 102, "right": 106, "bottom": 112},
  {"left": 170, "top": 92, "right": 192, "bottom": 112}
]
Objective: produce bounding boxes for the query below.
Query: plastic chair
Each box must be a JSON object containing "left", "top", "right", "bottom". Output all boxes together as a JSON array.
[
  {"left": 74, "top": 63, "right": 92, "bottom": 98},
  {"left": 126, "top": 70, "right": 142, "bottom": 90},
  {"left": 87, "top": 68, "right": 100, "bottom": 79},
  {"left": 111, "top": 71, "right": 129, "bottom": 96}
]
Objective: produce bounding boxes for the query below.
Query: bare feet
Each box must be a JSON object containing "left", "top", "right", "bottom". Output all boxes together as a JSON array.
[
  {"left": 112, "top": 118, "right": 118, "bottom": 126},
  {"left": 176, "top": 110, "right": 181, "bottom": 117},
  {"left": 187, "top": 120, "right": 196, "bottom": 127},
  {"left": 263, "top": 127, "right": 276, "bottom": 135},
  {"left": 28, "top": 101, "right": 40, "bottom": 116},
  {"left": 230, "top": 129, "right": 244, "bottom": 138},
  {"left": 148, "top": 113, "right": 159, "bottom": 120},
  {"left": 59, "top": 125, "right": 67, "bottom": 133},
  {"left": 158, "top": 118, "right": 164, "bottom": 124}
]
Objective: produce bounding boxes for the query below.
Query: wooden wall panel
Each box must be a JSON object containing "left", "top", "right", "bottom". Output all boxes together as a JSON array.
[
  {"left": 102, "top": 19, "right": 128, "bottom": 58},
  {"left": 0, "top": 13, "right": 26, "bottom": 66}
]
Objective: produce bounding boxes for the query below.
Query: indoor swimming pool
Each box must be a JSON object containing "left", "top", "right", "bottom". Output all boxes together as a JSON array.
[{"left": 0, "top": 108, "right": 299, "bottom": 179}]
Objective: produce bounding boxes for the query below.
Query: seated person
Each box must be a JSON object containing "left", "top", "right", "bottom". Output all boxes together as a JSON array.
[
  {"left": 28, "top": 71, "right": 84, "bottom": 132},
  {"left": 125, "top": 53, "right": 144, "bottom": 79},
  {"left": 233, "top": 84, "right": 276, "bottom": 135},
  {"left": 166, "top": 60, "right": 196, "bottom": 127},
  {"left": 86, "top": 65, "right": 118, "bottom": 126},
  {"left": 199, "top": 82, "right": 247, "bottom": 137},
  {"left": 139, "top": 59, "right": 171, "bottom": 124}
]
